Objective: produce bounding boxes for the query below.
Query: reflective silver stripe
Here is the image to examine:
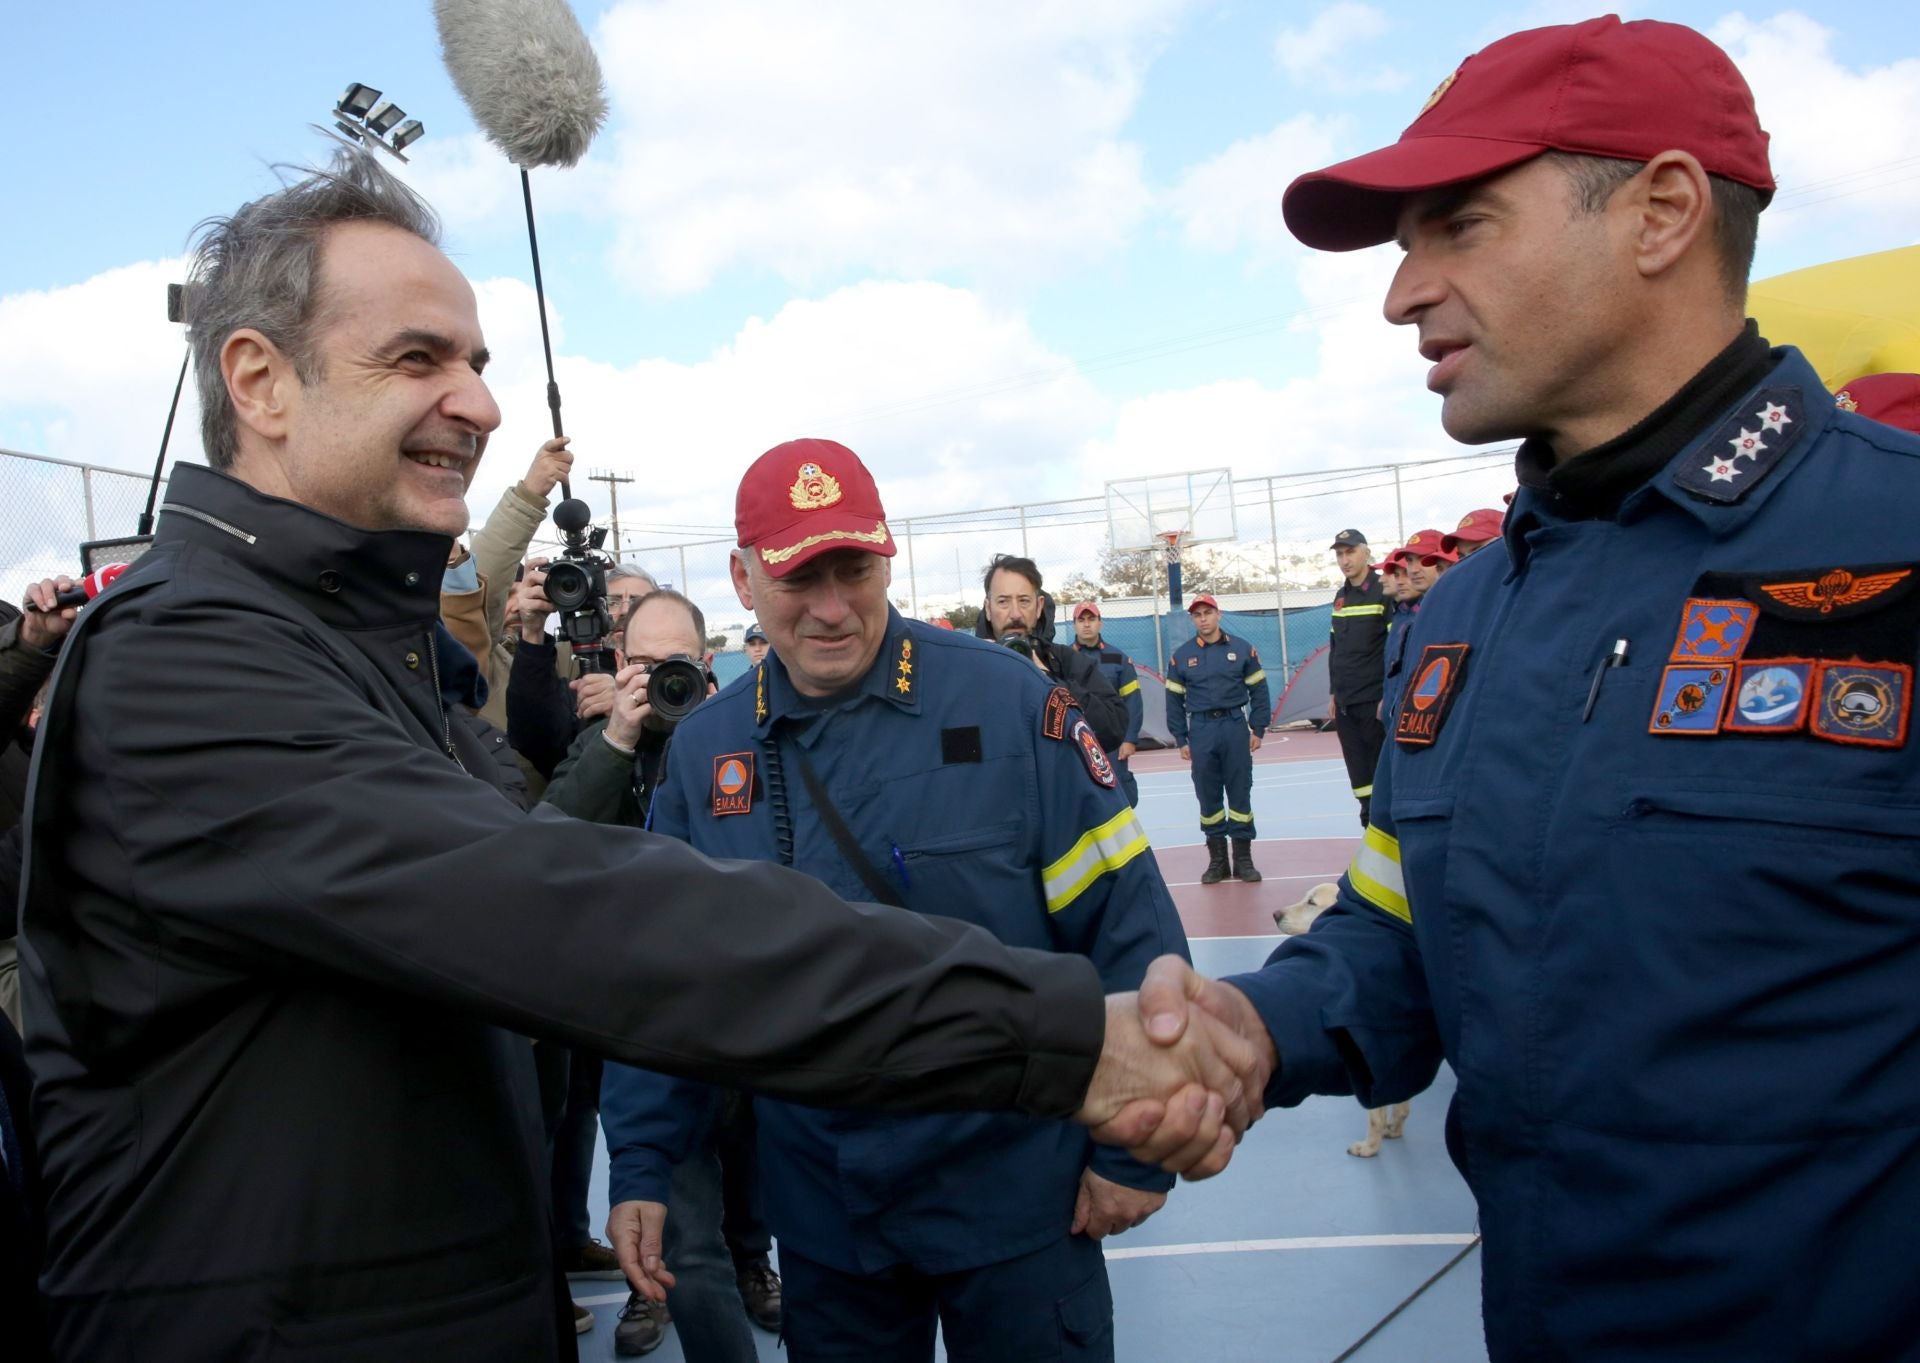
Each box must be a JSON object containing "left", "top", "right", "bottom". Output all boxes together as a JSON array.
[
  {"left": 1043, "top": 808, "right": 1150, "bottom": 913},
  {"left": 1348, "top": 824, "right": 1409, "bottom": 923},
  {"left": 1331, "top": 605, "right": 1385, "bottom": 617},
  {"left": 1244, "top": 669, "right": 1267, "bottom": 686}
]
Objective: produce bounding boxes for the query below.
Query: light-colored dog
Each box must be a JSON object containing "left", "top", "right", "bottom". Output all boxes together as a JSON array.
[{"left": 1274, "top": 882, "right": 1412, "bottom": 1158}]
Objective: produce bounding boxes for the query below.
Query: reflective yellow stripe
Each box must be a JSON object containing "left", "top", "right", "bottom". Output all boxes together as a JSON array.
[
  {"left": 1164, "top": 680, "right": 1187, "bottom": 694},
  {"left": 1199, "top": 809, "right": 1227, "bottom": 826},
  {"left": 1117, "top": 679, "right": 1140, "bottom": 697},
  {"left": 1043, "top": 808, "right": 1150, "bottom": 913},
  {"left": 1225, "top": 808, "right": 1253, "bottom": 823},
  {"left": 1352, "top": 783, "right": 1374, "bottom": 798},
  {"left": 1331, "top": 605, "right": 1386, "bottom": 617},
  {"left": 1244, "top": 669, "right": 1266, "bottom": 686},
  {"left": 1348, "top": 824, "right": 1409, "bottom": 923}
]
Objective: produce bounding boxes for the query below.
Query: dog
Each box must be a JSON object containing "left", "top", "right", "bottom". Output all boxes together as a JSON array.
[{"left": 1273, "top": 882, "right": 1412, "bottom": 1158}]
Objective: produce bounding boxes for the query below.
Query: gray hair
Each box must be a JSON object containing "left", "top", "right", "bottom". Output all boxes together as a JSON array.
[
  {"left": 1544, "top": 151, "right": 1762, "bottom": 305},
  {"left": 608, "top": 563, "right": 659, "bottom": 590},
  {"left": 185, "top": 148, "right": 443, "bottom": 469}
]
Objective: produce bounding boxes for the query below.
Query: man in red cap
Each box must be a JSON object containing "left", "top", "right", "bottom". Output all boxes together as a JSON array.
[
  {"left": 605, "top": 438, "right": 1195, "bottom": 1363},
  {"left": 1164, "top": 595, "right": 1271, "bottom": 884},
  {"left": 1070, "top": 600, "right": 1145, "bottom": 807},
  {"left": 1126, "top": 15, "right": 1920, "bottom": 1360},
  {"left": 1439, "top": 508, "right": 1504, "bottom": 558}
]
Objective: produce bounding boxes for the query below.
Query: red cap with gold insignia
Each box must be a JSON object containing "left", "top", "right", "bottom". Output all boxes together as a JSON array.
[
  {"left": 1380, "top": 551, "right": 1411, "bottom": 575},
  {"left": 735, "top": 438, "right": 897, "bottom": 578},
  {"left": 1283, "top": 16, "right": 1776, "bottom": 251},
  {"left": 1441, "top": 507, "right": 1505, "bottom": 552},
  {"left": 1073, "top": 600, "right": 1102, "bottom": 619},
  {"left": 1835, "top": 373, "right": 1920, "bottom": 435},
  {"left": 1187, "top": 593, "right": 1220, "bottom": 613},
  {"left": 1403, "top": 528, "right": 1449, "bottom": 558}
]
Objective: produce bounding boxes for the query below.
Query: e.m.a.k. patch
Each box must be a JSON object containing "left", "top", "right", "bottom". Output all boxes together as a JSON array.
[
  {"left": 1649, "top": 664, "right": 1732, "bottom": 735},
  {"left": 711, "top": 751, "right": 756, "bottom": 817},
  {"left": 1810, "top": 661, "right": 1911, "bottom": 748},
  {"left": 1723, "top": 659, "right": 1815, "bottom": 734},
  {"left": 1395, "top": 643, "right": 1469, "bottom": 748}
]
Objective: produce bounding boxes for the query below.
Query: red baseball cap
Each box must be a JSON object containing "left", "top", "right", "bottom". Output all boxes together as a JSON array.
[
  {"left": 1283, "top": 16, "right": 1776, "bottom": 251},
  {"left": 1380, "top": 553, "right": 1410, "bottom": 575},
  {"left": 1187, "top": 593, "right": 1220, "bottom": 613},
  {"left": 1403, "top": 528, "right": 1448, "bottom": 558},
  {"left": 1073, "top": 600, "right": 1102, "bottom": 619},
  {"left": 1441, "top": 507, "right": 1505, "bottom": 552},
  {"left": 735, "top": 438, "right": 897, "bottom": 578},
  {"left": 1836, "top": 373, "right": 1920, "bottom": 435},
  {"left": 1420, "top": 547, "right": 1463, "bottom": 568}
]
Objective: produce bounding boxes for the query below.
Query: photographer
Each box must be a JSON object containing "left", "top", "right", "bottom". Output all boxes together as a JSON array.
[{"left": 975, "top": 555, "right": 1127, "bottom": 752}]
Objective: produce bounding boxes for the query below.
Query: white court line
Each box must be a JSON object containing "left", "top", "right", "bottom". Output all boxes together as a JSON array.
[
  {"left": 1189, "top": 932, "right": 1284, "bottom": 943},
  {"left": 1104, "top": 1233, "right": 1478, "bottom": 1261},
  {"left": 1164, "top": 870, "right": 1343, "bottom": 889}
]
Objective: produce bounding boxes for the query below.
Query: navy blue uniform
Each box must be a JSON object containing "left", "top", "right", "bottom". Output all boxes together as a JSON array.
[
  {"left": 1164, "top": 632, "right": 1270, "bottom": 840},
  {"left": 1227, "top": 348, "right": 1920, "bottom": 1360},
  {"left": 603, "top": 610, "right": 1186, "bottom": 1362},
  {"left": 1073, "top": 637, "right": 1143, "bottom": 806}
]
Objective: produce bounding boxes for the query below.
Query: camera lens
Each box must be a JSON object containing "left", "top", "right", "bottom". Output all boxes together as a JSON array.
[
  {"left": 1000, "top": 631, "right": 1035, "bottom": 659},
  {"left": 647, "top": 655, "right": 709, "bottom": 725},
  {"left": 544, "top": 560, "right": 591, "bottom": 612}
]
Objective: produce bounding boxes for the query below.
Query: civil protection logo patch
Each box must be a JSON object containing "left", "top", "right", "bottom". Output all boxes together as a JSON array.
[
  {"left": 1648, "top": 664, "right": 1731, "bottom": 735},
  {"left": 1724, "top": 659, "right": 1814, "bottom": 734},
  {"left": 1071, "top": 717, "right": 1118, "bottom": 788},
  {"left": 711, "top": 751, "right": 756, "bottom": 817},
  {"left": 1394, "top": 643, "right": 1469, "bottom": 749},
  {"left": 1810, "top": 661, "right": 1910, "bottom": 748},
  {"left": 1669, "top": 598, "right": 1758, "bottom": 664}
]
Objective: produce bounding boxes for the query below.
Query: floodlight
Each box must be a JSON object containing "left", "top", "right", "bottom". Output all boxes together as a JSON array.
[
  {"left": 337, "top": 83, "right": 381, "bottom": 118},
  {"left": 365, "top": 101, "right": 405, "bottom": 136},
  {"left": 390, "top": 119, "right": 425, "bottom": 153}
]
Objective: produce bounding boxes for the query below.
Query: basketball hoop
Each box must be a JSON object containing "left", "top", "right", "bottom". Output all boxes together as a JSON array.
[{"left": 1159, "top": 529, "right": 1184, "bottom": 568}]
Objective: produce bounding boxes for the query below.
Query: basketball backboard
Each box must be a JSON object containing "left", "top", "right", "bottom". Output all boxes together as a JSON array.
[{"left": 1104, "top": 469, "right": 1236, "bottom": 552}]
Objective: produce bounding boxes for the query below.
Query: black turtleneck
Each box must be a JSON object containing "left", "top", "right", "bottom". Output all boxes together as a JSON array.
[{"left": 1514, "top": 320, "right": 1773, "bottom": 520}]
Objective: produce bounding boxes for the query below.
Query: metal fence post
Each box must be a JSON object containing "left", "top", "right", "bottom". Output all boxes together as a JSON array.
[
  {"left": 903, "top": 518, "right": 919, "bottom": 619},
  {"left": 1393, "top": 464, "right": 1405, "bottom": 545},
  {"left": 1268, "top": 477, "right": 1289, "bottom": 677},
  {"left": 82, "top": 467, "right": 97, "bottom": 541},
  {"left": 678, "top": 546, "right": 688, "bottom": 596},
  {"left": 1018, "top": 505, "right": 1029, "bottom": 558}
]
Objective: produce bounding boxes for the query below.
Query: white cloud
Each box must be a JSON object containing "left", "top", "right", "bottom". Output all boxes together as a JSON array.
[
  {"left": 587, "top": 0, "right": 1189, "bottom": 293},
  {"left": 1711, "top": 12, "right": 1920, "bottom": 246},
  {"left": 1169, "top": 113, "right": 1347, "bottom": 260},
  {"left": 1273, "top": 3, "right": 1405, "bottom": 95}
]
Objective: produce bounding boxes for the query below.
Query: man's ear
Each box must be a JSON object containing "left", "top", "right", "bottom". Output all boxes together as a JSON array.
[
  {"left": 222, "top": 328, "right": 299, "bottom": 445},
  {"left": 730, "top": 552, "right": 755, "bottom": 611},
  {"left": 1626, "top": 150, "right": 1715, "bottom": 282}
]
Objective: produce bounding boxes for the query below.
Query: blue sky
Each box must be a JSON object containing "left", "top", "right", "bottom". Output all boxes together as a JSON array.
[{"left": 6, "top": 1, "right": 1918, "bottom": 561}]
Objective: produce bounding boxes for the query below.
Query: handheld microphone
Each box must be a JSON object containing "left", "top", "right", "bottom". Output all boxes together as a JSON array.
[
  {"left": 434, "top": 0, "right": 611, "bottom": 499},
  {"left": 41, "top": 564, "right": 130, "bottom": 611}
]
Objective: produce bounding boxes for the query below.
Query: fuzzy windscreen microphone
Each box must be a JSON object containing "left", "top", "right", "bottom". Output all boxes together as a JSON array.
[
  {"left": 434, "top": 0, "right": 610, "bottom": 493},
  {"left": 434, "top": 0, "right": 608, "bottom": 168}
]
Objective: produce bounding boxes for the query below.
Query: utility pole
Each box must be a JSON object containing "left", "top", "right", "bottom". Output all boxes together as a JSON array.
[{"left": 587, "top": 467, "right": 635, "bottom": 558}]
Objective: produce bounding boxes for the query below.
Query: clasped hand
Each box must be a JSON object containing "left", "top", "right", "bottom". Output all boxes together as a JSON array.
[{"left": 1077, "top": 956, "right": 1277, "bottom": 1180}]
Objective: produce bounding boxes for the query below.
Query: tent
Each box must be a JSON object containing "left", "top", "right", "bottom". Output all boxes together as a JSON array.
[{"left": 1748, "top": 245, "right": 1920, "bottom": 388}]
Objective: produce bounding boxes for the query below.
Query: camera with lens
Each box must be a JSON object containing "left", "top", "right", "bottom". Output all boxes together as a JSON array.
[
  {"left": 645, "top": 653, "right": 710, "bottom": 726},
  {"left": 997, "top": 631, "right": 1037, "bottom": 660},
  {"left": 545, "top": 497, "right": 617, "bottom": 676}
]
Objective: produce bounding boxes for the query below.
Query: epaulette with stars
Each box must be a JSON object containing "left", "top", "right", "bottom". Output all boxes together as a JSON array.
[{"left": 893, "top": 635, "right": 916, "bottom": 700}]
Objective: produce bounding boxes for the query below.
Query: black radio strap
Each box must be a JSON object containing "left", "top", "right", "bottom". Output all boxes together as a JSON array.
[{"left": 789, "top": 743, "right": 905, "bottom": 909}]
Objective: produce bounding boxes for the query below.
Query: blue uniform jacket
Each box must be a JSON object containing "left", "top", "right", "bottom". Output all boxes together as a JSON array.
[
  {"left": 1227, "top": 349, "right": 1920, "bottom": 1361},
  {"left": 1163, "top": 631, "right": 1271, "bottom": 745},
  {"left": 603, "top": 610, "right": 1186, "bottom": 1276},
  {"left": 1073, "top": 639, "right": 1143, "bottom": 746}
]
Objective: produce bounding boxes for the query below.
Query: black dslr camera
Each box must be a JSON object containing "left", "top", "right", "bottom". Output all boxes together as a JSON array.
[
  {"left": 544, "top": 497, "right": 617, "bottom": 676},
  {"left": 645, "top": 653, "right": 710, "bottom": 726}
]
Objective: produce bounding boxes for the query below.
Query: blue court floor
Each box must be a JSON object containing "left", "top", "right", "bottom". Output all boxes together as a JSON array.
[{"left": 571, "top": 737, "right": 1489, "bottom": 1361}]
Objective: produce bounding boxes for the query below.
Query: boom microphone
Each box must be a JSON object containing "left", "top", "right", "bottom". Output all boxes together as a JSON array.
[
  {"left": 433, "top": 0, "right": 607, "bottom": 169},
  {"left": 434, "top": 0, "right": 610, "bottom": 502}
]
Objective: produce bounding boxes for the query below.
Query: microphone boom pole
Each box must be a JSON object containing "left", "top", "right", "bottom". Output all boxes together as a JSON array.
[{"left": 519, "top": 167, "right": 569, "bottom": 496}]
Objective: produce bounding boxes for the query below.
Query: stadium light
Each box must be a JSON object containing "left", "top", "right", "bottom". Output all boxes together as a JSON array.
[{"left": 328, "top": 82, "right": 425, "bottom": 163}]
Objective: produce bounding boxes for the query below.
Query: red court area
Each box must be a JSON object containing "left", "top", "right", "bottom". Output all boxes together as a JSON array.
[{"left": 1134, "top": 727, "right": 1361, "bottom": 939}]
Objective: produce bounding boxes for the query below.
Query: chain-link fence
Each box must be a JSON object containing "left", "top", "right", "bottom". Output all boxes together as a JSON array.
[{"left": 2, "top": 446, "right": 1515, "bottom": 698}]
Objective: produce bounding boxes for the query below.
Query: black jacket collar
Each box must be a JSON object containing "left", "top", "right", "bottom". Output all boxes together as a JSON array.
[{"left": 157, "top": 465, "right": 453, "bottom": 631}]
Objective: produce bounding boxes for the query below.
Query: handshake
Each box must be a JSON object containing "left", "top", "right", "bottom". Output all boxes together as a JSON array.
[{"left": 1076, "top": 956, "right": 1278, "bottom": 1179}]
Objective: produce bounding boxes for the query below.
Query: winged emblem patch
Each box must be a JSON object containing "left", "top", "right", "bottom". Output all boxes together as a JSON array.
[{"left": 1759, "top": 568, "right": 1910, "bottom": 616}]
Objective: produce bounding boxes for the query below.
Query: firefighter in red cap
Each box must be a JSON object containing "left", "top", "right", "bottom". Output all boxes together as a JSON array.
[
  {"left": 1125, "top": 15, "right": 1920, "bottom": 1361},
  {"left": 1070, "top": 600, "right": 1144, "bottom": 806},
  {"left": 1164, "top": 594, "right": 1270, "bottom": 883}
]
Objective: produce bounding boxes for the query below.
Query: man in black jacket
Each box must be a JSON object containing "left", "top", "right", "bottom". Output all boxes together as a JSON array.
[
  {"left": 977, "top": 555, "right": 1129, "bottom": 752},
  {"left": 1325, "top": 529, "right": 1388, "bottom": 828},
  {"left": 17, "top": 150, "right": 1260, "bottom": 1362}
]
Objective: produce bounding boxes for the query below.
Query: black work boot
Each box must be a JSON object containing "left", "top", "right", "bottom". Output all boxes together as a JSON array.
[
  {"left": 1232, "top": 840, "right": 1262, "bottom": 883},
  {"left": 1200, "top": 836, "right": 1229, "bottom": 885}
]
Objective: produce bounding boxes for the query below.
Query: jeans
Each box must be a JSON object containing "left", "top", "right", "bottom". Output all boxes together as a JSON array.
[{"left": 663, "top": 1142, "right": 760, "bottom": 1363}]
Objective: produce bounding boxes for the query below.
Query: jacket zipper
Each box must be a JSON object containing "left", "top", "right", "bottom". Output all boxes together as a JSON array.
[{"left": 426, "top": 630, "right": 466, "bottom": 772}]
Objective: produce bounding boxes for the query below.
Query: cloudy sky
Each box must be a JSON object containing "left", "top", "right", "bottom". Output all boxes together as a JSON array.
[{"left": 6, "top": 0, "right": 1917, "bottom": 582}]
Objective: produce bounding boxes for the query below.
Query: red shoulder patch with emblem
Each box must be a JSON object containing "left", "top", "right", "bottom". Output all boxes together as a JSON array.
[{"left": 1071, "top": 717, "right": 1117, "bottom": 788}]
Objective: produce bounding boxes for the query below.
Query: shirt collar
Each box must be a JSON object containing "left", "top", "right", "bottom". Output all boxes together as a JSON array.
[{"left": 751, "top": 607, "right": 921, "bottom": 736}]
